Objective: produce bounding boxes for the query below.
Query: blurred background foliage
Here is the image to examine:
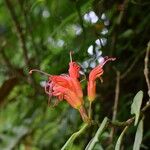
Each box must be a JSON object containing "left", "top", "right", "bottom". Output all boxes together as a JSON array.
[{"left": 0, "top": 0, "right": 150, "bottom": 149}]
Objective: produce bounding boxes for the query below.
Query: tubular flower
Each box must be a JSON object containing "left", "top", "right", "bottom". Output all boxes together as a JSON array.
[
  {"left": 50, "top": 74, "right": 83, "bottom": 99},
  {"left": 29, "top": 52, "right": 115, "bottom": 123},
  {"left": 48, "top": 74, "right": 83, "bottom": 108},
  {"left": 29, "top": 61, "right": 83, "bottom": 109},
  {"left": 44, "top": 51, "right": 83, "bottom": 108},
  {"left": 52, "top": 84, "right": 82, "bottom": 108},
  {"left": 88, "top": 56, "right": 116, "bottom": 101},
  {"left": 45, "top": 60, "right": 83, "bottom": 109},
  {"left": 45, "top": 76, "right": 89, "bottom": 122},
  {"left": 44, "top": 60, "right": 88, "bottom": 122}
]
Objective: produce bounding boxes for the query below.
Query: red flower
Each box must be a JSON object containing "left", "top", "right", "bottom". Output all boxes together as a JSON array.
[
  {"left": 48, "top": 74, "right": 83, "bottom": 109},
  {"left": 29, "top": 53, "right": 115, "bottom": 123},
  {"left": 50, "top": 70, "right": 83, "bottom": 99},
  {"left": 29, "top": 61, "right": 83, "bottom": 109},
  {"left": 44, "top": 60, "right": 88, "bottom": 122},
  {"left": 87, "top": 56, "right": 116, "bottom": 101}
]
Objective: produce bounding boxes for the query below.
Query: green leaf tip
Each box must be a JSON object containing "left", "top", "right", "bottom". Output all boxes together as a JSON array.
[
  {"left": 131, "top": 90, "right": 143, "bottom": 126},
  {"left": 115, "top": 126, "right": 129, "bottom": 150}
]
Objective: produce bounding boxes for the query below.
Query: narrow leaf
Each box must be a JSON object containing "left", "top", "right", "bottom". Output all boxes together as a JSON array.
[
  {"left": 115, "top": 126, "right": 128, "bottom": 150},
  {"left": 133, "top": 117, "right": 144, "bottom": 150},
  {"left": 85, "top": 117, "right": 108, "bottom": 150},
  {"left": 61, "top": 123, "right": 88, "bottom": 150},
  {"left": 131, "top": 90, "right": 143, "bottom": 126},
  {"left": 30, "top": 0, "right": 45, "bottom": 11}
]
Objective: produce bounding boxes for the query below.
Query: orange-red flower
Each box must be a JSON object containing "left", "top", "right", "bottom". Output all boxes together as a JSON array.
[
  {"left": 29, "top": 53, "right": 115, "bottom": 123},
  {"left": 47, "top": 74, "right": 83, "bottom": 109},
  {"left": 30, "top": 60, "right": 83, "bottom": 109},
  {"left": 43, "top": 61, "right": 89, "bottom": 122},
  {"left": 87, "top": 56, "right": 116, "bottom": 101}
]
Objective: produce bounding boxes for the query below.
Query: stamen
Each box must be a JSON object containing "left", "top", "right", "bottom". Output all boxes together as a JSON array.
[
  {"left": 29, "top": 69, "right": 51, "bottom": 77},
  {"left": 70, "top": 51, "right": 73, "bottom": 62}
]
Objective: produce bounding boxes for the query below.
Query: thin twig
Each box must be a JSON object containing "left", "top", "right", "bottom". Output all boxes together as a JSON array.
[
  {"left": 5, "top": 0, "right": 30, "bottom": 70},
  {"left": 109, "top": 70, "right": 120, "bottom": 142},
  {"left": 109, "top": 101, "right": 150, "bottom": 127},
  {"left": 112, "top": 71, "right": 121, "bottom": 121},
  {"left": 121, "top": 50, "right": 145, "bottom": 79},
  {"left": 144, "top": 41, "right": 150, "bottom": 98},
  {"left": 116, "top": 0, "right": 129, "bottom": 25},
  {"left": 111, "top": 0, "right": 129, "bottom": 53},
  {"left": 17, "top": 0, "right": 38, "bottom": 55}
]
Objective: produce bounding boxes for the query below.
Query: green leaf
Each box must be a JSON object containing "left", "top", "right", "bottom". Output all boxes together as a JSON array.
[
  {"left": 115, "top": 126, "right": 128, "bottom": 150},
  {"left": 85, "top": 117, "right": 108, "bottom": 150},
  {"left": 119, "top": 29, "right": 134, "bottom": 38},
  {"left": 131, "top": 91, "right": 143, "bottom": 126},
  {"left": 133, "top": 117, "right": 144, "bottom": 150},
  {"left": 30, "top": 0, "right": 45, "bottom": 11},
  {"left": 61, "top": 123, "right": 89, "bottom": 150}
]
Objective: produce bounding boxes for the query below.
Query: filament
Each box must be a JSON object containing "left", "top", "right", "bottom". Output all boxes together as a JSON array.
[
  {"left": 70, "top": 51, "right": 73, "bottom": 62},
  {"left": 29, "top": 69, "right": 51, "bottom": 77}
]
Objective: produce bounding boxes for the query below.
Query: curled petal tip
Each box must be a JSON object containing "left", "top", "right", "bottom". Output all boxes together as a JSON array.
[
  {"left": 102, "top": 56, "right": 116, "bottom": 66},
  {"left": 104, "top": 56, "right": 116, "bottom": 61}
]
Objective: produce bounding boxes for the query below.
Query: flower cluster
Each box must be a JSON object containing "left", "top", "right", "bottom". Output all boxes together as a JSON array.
[{"left": 29, "top": 53, "right": 115, "bottom": 123}]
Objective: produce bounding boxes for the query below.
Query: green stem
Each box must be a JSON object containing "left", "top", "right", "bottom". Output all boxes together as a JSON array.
[
  {"left": 88, "top": 101, "right": 92, "bottom": 120},
  {"left": 79, "top": 105, "right": 89, "bottom": 123}
]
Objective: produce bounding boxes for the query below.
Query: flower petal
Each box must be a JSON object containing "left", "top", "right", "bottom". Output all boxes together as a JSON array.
[
  {"left": 69, "top": 62, "right": 80, "bottom": 79},
  {"left": 87, "top": 56, "right": 115, "bottom": 101}
]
